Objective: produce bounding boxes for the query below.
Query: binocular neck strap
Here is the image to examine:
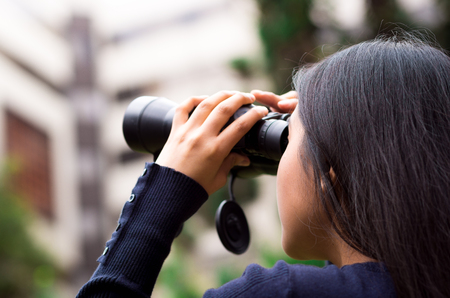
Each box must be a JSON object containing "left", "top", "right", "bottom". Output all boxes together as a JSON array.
[{"left": 228, "top": 172, "right": 237, "bottom": 202}]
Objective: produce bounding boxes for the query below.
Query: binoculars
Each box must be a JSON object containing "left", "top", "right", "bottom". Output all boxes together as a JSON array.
[{"left": 122, "top": 96, "right": 290, "bottom": 178}]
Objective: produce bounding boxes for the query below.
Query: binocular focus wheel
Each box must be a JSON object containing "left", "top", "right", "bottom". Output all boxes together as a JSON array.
[{"left": 215, "top": 200, "right": 250, "bottom": 254}]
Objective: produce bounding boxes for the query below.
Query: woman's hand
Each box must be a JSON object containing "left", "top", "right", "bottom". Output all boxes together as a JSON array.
[
  {"left": 251, "top": 90, "right": 298, "bottom": 113},
  {"left": 155, "top": 91, "right": 268, "bottom": 195}
]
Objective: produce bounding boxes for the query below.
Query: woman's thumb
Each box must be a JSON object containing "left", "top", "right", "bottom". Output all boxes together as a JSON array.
[
  {"left": 234, "top": 154, "right": 250, "bottom": 167},
  {"left": 220, "top": 153, "right": 250, "bottom": 175}
]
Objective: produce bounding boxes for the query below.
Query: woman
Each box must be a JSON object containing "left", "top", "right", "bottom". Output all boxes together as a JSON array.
[{"left": 77, "top": 32, "right": 450, "bottom": 297}]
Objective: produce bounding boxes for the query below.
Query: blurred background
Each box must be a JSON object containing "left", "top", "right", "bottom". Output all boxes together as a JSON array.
[{"left": 0, "top": 0, "right": 448, "bottom": 297}]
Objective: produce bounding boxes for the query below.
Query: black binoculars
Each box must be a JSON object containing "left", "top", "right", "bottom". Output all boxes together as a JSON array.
[{"left": 122, "top": 96, "right": 290, "bottom": 178}]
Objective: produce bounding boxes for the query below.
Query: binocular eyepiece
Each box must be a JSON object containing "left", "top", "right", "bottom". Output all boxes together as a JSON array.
[{"left": 122, "top": 96, "right": 290, "bottom": 178}]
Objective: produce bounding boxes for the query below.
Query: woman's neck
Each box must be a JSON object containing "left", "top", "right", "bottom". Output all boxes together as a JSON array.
[{"left": 327, "top": 236, "right": 376, "bottom": 267}]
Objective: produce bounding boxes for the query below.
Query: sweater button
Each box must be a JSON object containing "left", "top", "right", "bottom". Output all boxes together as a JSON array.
[
  {"left": 102, "top": 247, "right": 109, "bottom": 256},
  {"left": 129, "top": 194, "right": 136, "bottom": 202},
  {"left": 141, "top": 168, "right": 147, "bottom": 176}
]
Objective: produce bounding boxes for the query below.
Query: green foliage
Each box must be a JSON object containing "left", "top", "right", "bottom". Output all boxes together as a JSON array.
[
  {"left": 254, "top": 0, "right": 450, "bottom": 94},
  {"left": 0, "top": 170, "right": 57, "bottom": 298},
  {"left": 422, "top": 0, "right": 450, "bottom": 50},
  {"left": 365, "top": 0, "right": 411, "bottom": 32},
  {"left": 156, "top": 248, "right": 202, "bottom": 298},
  {"left": 255, "top": 0, "right": 318, "bottom": 93},
  {"left": 259, "top": 246, "right": 325, "bottom": 269},
  {"left": 216, "top": 265, "right": 243, "bottom": 286},
  {"left": 230, "top": 57, "right": 253, "bottom": 78}
]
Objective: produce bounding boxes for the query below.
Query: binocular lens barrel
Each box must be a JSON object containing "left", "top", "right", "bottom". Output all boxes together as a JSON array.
[
  {"left": 123, "top": 96, "right": 176, "bottom": 154},
  {"left": 122, "top": 96, "right": 289, "bottom": 177}
]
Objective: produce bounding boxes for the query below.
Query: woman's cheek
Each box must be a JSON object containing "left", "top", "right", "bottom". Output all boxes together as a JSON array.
[{"left": 276, "top": 144, "right": 302, "bottom": 252}]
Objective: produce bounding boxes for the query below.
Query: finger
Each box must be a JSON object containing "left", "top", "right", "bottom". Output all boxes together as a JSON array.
[
  {"left": 277, "top": 99, "right": 298, "bottom": 113},
  {"left": 280, "top": 90, "right": 298, "bottom": 100},
  {"left": 188, "top": 90, "right": 238, "bottom": 126},
  {"left": 251, "top": 90, "right": 280, "bottom": 105},
  {"left": 217, "top": 106, "right": 268, "bottom": 153},
  {"left": 251, "top": 90, "right": 298, "bottom": 111},
  {"left": 222, "top": 152, "right": 250, "bottom": 172},
  {"left": 251, "top": 90, "right": 285, "bottom": 112},
  {"left": 172, "top": 95, "right": 208, "bottom": 128},
  {"left": 202, "top": 92, "right": 256, "bottom": 135}
]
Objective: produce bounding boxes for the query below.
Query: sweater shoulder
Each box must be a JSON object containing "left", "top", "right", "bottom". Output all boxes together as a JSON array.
[
  {"left": 204, "top": 261, "right": 291, "bottom": 298},
  {"left": 289, "top": 261, "right": 396, "bottom": 298},
  {"left": 204, "top": 261, "right": 396, "bottom": 298}
]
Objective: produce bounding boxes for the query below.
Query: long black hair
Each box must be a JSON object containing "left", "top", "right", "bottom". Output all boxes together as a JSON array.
[{"left": 294, "top": 31, "right": 450, "bottom": 298}]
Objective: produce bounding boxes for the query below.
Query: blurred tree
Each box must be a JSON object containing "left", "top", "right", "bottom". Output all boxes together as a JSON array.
[
  {"left": 156, "top": 247, "right": 202, "bottom": 298},
  {"left": 255, "top": 0, "right": 450, "bottom": 94},
  {"left": 255, "top": 0, "right": 318, "bottom": 93},
  {"left": 433, "top": 0, "right": 450, "bottom": 50},
  {"left": 259, "top": 246, "right": 325, "bottom": 268},
  {"left": 0, "top": 166, "right": 57, "bottom": 298},
  {"left": 366, "top": 0, "right": 411, "bottom": 30}
]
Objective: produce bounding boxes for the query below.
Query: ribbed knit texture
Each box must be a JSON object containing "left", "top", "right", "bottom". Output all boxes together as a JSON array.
[{"left": 77, "top": 163, "right": 208, "bottom": 298}]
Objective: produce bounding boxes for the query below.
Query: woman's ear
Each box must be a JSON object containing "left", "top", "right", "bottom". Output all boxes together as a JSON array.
[
  {"left": 321, "top": 166, "right": 338, "bottom": 194},
  {"left": 329, "top": 167, "right": 337, "bottom": 185}
]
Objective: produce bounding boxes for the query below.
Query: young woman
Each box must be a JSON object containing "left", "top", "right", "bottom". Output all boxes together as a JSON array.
[{"left": 77, "top": 32, "right": 450, "bottom": 297}]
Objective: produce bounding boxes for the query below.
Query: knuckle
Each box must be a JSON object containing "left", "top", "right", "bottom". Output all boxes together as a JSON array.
[
  {"left": 198, "top": 101, "right": 213, "bottom": 111},
  {"left": 187, "top": 133, "right": 202, "bottom": 147},
  {"left": 217, "top": 104, "right": 232, "bottom": 115},
  {"left": 175, "top": 105, "right": 186, "bottom": 114},
  {"left": 233, "top": 119, "right": 250, "bottom": 133},
  {"left": 206, "top": 144, "right": 225, "bottom": 161},
  {"left": 235, "top": 92, "right": 246, "bottom": 99},
  {"left": 205, "top": 142, "right": 219, "bottom": 155},
  {"left": 186, "top": 132, "right": 214, "bottom": 151}
]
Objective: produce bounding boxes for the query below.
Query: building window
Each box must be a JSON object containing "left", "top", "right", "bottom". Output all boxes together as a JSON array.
[{"left": 6, "top": 110, "right": 53, "bottom": 220}]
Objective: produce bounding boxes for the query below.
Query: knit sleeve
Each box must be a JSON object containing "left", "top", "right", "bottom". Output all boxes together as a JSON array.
[{"left": 76, "top": 163, "right": 209, "bottom": 298}]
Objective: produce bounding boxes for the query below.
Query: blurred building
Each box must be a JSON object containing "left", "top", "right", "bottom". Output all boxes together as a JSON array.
[
  {"left": 0, "top": 0, "right": 277, "bottom": 296},
  {"left": 0, "top": 0, "right": 81, "bottom": 289}
]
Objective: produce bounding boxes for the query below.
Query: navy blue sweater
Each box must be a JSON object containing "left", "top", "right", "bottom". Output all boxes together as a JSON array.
[{"left": 77, "top": 163, "right": 396, "bottom": 297}]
